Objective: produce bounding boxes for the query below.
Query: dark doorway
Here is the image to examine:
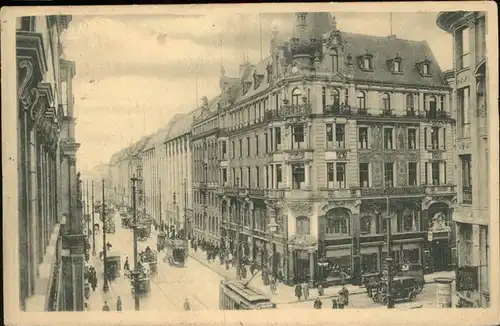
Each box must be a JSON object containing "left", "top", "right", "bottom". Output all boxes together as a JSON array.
[
  {"left": 294, "top": 251, "right": 310, "bottom": 283},
  {"left": 432, "top": 241, "right": 452, "bottom": 272}
]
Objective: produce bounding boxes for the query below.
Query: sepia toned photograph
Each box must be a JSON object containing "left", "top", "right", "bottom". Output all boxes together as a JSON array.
[{"left": 2, "top": 3, "right": 499, "bottom": 326}]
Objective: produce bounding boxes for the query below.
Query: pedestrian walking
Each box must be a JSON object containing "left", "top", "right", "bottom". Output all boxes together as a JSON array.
[
  {"left": 302, "top": 282, "right": 309, "bottom": 300},
  {"left": 339, "top": 270, "right": 347, "bottom": 286},
  {"left": 332, "top": 297, "right": 339, "bottom": 309},
  {"left": 294, "top": 283, "right": 302, "bottom": 301},
  {"left": 313, "top": 297, "right": 322, "bottom": 309},
  {"left": 116, "top": 296, "right": 122, "bottom": 311},
  {"left": 340, "top": 286, "right": 349, "bottom": 306},
  {"left": 102, "top": 301, "right": 110, "bottom": 311},
  {"left": 317, "top": 284, "right": 324, "bottom": 296},
  {"left": 183, "top": 298, "right": 191, "bottom": 311}
]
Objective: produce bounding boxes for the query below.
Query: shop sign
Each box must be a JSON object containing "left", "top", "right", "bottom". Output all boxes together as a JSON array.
[{"left": 456, "top": 266, "right": 479, "bottom": 292}]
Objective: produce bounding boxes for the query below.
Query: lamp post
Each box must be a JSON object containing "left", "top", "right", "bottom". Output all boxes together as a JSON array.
[
  {"left": 91, "top": 181, "right": 96, "bottom": 256},
  {"left": 236, "top": 177, "right": 241, "bottom": 280},
  {"left": 385, "top": 196, "right": 394, "bottom": 309},
  {"left": 268, "top": 207, "right": 279, "bottom": 278},
  {"left": 102, "top": 178, "right": 109, "bottom": 293},
  {"left": 86, "top": 181, "right": 90, "bottom": 236},
  {"left": 131, "top": 175, "right": 140, "bottom": 311},
  {"left": 158, "top": 179, "right": 162, "bottom": 230}
]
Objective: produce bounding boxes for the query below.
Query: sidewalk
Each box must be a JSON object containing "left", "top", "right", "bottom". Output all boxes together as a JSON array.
[
  {"left": 188, "top": 248, "right": 365, "bottom": 305},
  {"left": 189, "top": 247, "right": 455, "bottom": 305}
]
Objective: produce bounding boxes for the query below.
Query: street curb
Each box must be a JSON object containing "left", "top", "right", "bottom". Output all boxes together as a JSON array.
[
  {"left": 187, "top": 252, "right": 367, "bottom": 305},
  {"left": 189, "top": 252, "right": 454, "bottom": 305}
]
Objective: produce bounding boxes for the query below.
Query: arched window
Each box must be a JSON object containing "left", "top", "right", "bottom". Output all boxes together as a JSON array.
[
  {"left": 325, "top": 208, "right": 350, "bottom": 235},
  {"left": 331, "top": 49, "right": 338, "bottom": 72},
  {"left": 331, "top": 89, "right": 340, "bottom": 107},
  {"left": 296, "top": 216, "right": 310, "bottom": 234},
  {"left": 382, "top": 93, "right": 391, "bottom": 111},
  {"left": 357, "top": 91, "right": 366, "bottom": 109},
  {"left": 291, "top": 88, "right": 302, "bottom": 106},
  {"left": 406, "top": 94, "right": 414, "bottom": 111}
]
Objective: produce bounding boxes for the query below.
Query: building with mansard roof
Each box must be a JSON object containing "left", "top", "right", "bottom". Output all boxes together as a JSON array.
[
  {"left": 192, "top": 12, "right": 456, "bottom": 286},
  {"left": 15, "top": 15, "right": 85, "bottom": 311},
  {"left": 437, "top": 10, "right": 489, "bottom": 308}
]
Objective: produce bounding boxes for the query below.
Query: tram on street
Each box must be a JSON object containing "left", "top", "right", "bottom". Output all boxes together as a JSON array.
[{"left": 219, "top": 280, "right": 276, "bottom": 310}]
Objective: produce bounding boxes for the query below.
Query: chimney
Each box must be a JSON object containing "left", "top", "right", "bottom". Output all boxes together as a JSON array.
[{"left": 238, "top": 62, "right": 251, "bottom": 78}]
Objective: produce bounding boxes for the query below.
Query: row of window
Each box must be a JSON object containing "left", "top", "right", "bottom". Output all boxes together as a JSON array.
[
  {"left": 328, "top": 48, "right": 431, "bottom": 77},
  {"left": 216, "top": 160, "right": 447, "bottom": 190},
  {"left": 324, "top": 88, "right": 446, "bottom": 114},
  {"left": 221, "top": 124, "right": 445, "bottom": 157}
]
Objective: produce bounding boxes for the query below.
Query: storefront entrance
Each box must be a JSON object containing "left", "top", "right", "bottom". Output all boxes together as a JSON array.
[
  {"left": 432, "top": 240, "right": 452, "bottom": 272},
  {"left": 294, "top": 250, "right": 311, "bottom": 283}
]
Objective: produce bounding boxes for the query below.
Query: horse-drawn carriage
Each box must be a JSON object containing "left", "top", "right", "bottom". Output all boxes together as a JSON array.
[
  {"left": 130, "top": 263, "right": 151, "bottom": 295},
  {"left": 121, "top": 215, "right": 131, "bottom": 228},
  {"left": 137, "top": 224, "right": 151, "bottom": 241},
  {"left": 164, "top": 238, "right": 188, "bottom": 267},
  {"left": 140, "top": 247, "right": 158, "bottom": 276},
  {"left": 104, "top": 251, "right": 121, "bottom": 281},
  {"left": 106, "top": 218, "right": 116, "bottom": 234},
  {"left": 156, "top": 231, "right": 167, "bottom": 252}
]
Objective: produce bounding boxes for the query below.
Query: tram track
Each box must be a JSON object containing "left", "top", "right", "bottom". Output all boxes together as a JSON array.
[{"left": 110, "top": 216, "right": 212, "bottom": 311}]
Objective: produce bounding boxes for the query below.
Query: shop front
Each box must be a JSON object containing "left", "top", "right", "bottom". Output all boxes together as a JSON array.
[{"left": 288, "top": 234, "right": 317, "bottom": 286}]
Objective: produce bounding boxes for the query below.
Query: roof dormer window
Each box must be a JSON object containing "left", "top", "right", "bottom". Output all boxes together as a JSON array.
[
  {"left": 388, "top": 53, "right": 403, "bottom": 74},
  {"left": 363, "top": 57, "right": 371, "bottom": 70},
  {"left": 358, "top": 50, "right": 374, "bottom": 72},
  {"left": 417, "top": 58, "right": 432, "bottom": 77}
]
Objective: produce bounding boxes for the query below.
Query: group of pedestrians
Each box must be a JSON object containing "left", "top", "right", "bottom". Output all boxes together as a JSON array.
[
  {"left": 101, "top": 297, "right": 122, "bottom": 312},
  {"left": 312, "top": 285, "right": 350, "bottom": 309}
]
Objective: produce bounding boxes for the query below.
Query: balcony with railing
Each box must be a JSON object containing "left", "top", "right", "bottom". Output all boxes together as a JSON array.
[
  {"left": 265, "top": 189, "right": 285, "bottom": 200},
  {"left": 425, "top": 184, "right": 456, "bottom": 195},
  {"left": 359, "top": 186, "right": 426, "bottom": 197},
  {"left": 280, "top": 103, "right": 312, "bottom": 117},
  {"left": 425, "top": 109, "right": 452, "bottom": 120},
  {"left": 25, "top": 223, "right": 63, "bottom": 311}
]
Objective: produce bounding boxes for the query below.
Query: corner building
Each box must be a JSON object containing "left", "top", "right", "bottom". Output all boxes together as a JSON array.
[
  {"left": 437, "top": 11, "right": 490, "bottom": 308},
  {"left": 198, "top": 13, "right": 457, "bottom": 286}
]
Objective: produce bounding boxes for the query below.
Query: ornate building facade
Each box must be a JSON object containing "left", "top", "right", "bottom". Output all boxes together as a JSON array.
[
  {"left": 16, "top": 15, "right": 85, "bottom": 311},
  {"left": 192, "top": 13, "right": 457, "bottom": 286},
  {"left": 437, "top": 11, "right": 489, "bottom": 308}
]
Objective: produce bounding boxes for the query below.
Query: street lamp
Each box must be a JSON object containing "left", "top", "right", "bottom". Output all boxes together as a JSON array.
[
  {"left": 385, "top": 196, "right": 395, "bottom": 309},
  {"left": 91, "top": 181, "right": 96, "bottom": 256},
  {"left": 101, "top": 178, "right": 109, "bottom": 293},
  {"left": 268, "top": 211, "right": 279, "bottom": 279},
  {"left": 236, "top": 177, "right": 242, "bottom": 280},
  {"left": 131, "top": 174, "right": 140, "bottom": 311}
]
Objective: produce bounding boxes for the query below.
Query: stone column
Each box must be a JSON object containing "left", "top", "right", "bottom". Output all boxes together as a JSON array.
[{"left": 309, "top": 250, "right": 315, "bottom": 285}]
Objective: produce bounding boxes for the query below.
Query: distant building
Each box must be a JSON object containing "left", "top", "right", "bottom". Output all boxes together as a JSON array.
[
  {"left": 437, "top": 11, "right": 489, "bottom": 308},
  {"left": 16, "top": 15, "right": 84, "bottom": 311},
  {"left": 191, "top": 95, "right": 222, "bottom": 243}
]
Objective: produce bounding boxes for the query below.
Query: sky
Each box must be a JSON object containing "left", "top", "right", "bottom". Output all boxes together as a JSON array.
[{"left": 62, "top": 10, "right": 453, "bottom": 173}]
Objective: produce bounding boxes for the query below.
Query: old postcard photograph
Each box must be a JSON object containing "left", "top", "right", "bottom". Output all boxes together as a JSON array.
[{"left": 1, "top": 2, "right": 499, "bottom": 326}]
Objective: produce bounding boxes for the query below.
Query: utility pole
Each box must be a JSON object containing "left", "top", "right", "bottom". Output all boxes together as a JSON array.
[
  {"left": 86, "top": 181, "right": 90, "bottom": 236},
  {"left": 159, "top": 178, "right": 162, "bottom": 230},
  {"left": 385, "top": 195, "right": 394, "bottom": 309},
  {"left": 91, "top": 181, "right": 96, "bottom": 256},
  {"left": 183, "top": 178, "right": 187, "bottom": 238},
  {"left": 236, "top": 177, "right": 241, "bottom": 280},
  {"left": 131, "top": 175, "right": 140, "bottom": 311},
  {"left": 102, "top": 178, "right": 109, "bottom": 293}
]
